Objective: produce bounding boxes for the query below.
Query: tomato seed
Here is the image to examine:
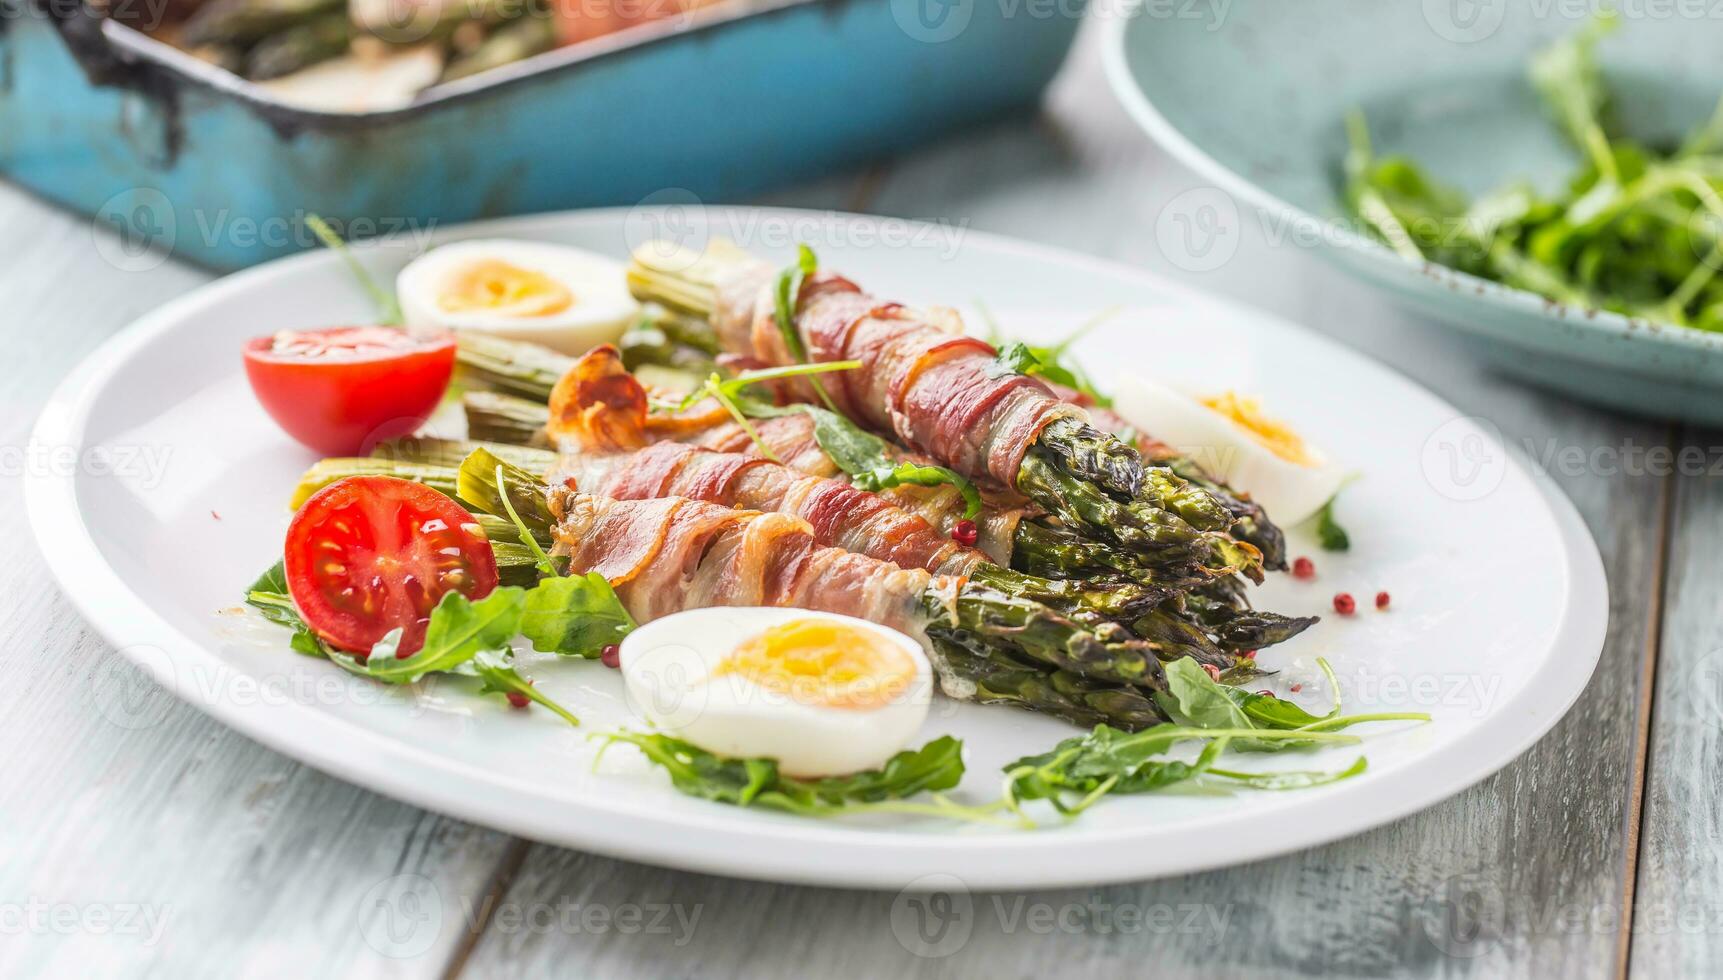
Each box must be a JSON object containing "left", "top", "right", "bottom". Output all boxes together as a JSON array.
[
  {"left": 1375, "top": 591, "right": 1391, "bottom": 610},
  {"left": 1292, "top": 556, "right": 1315, "bottom": 580},
  {"left": 1333, "top": 593, "right": 1356, "bottom": 615}
]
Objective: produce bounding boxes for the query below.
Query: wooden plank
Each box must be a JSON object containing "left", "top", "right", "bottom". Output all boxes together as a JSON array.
[
  {"left": 455, "top": 24, "right": 1664, "bottom": 978},
  {"left": 0, "top": 188, "right": 519, "bottom": 978},
  {"left": 1627, "top": 428, "right": 1721, "bottom": 979}
]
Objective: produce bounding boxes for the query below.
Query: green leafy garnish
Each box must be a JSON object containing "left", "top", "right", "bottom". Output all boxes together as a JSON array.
[
  {"left": 987, "top": 309, "right": 1118, "bottom": 407},
  {"left": 1312, "top": 491, "right": 1350, "bottom": 552},
  {"left": 675, "top": 360, "right": 863, "bottom": 464},
  {"left": 1156, "top": 656, "right": 1426, "bottom": 752},
  {"left": 467, "top": 649, "right": 582, "bottom": 727},
  {"left": 520, "top": 572, "right": 636, "bottom": 658},
  {"left": 365, "top": 588, "right": 527, "bottom": 683},
  {"left": 243, "top": 567, "right": 586, "bottom": 724},
  {"left": 772, "top": 244, "right": 841, "bottom": 413},
  {"left": 245, "top": 561, "right": 334, "bottom": 659},
  {"left": 674, "top": 359, "right": 983, "bottom": 518},
  {"left": 1343, "top": 15, "right": 1723, "bottom": 331},
  {"left": 305, "top": 213, "right": 403, "bottom": 326},
  {"left": 749, "top": 401, "right": 983, "bottom": 519},
  {"left": 1002, "top": 724, "right": 1364, "bottom": 817},
  {"left": 599, "top": 732, "right": 1014, "bottom": 824}
]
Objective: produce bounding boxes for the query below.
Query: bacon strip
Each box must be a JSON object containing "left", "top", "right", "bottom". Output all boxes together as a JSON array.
[
  {"left": 548, "top": 347, "right": 1031, "bottom": 564},
  {"left": 711, "top": 267, "right": 1086, "bottom": 488},
  {"left": 549, "top": 490, "right": 956, "bottom": 647},
  {"left": 554, "top": 441, "right": 987, "bottom": 577}
]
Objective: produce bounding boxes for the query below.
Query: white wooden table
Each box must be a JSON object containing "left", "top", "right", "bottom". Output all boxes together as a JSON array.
[{"left": 4, "top": 20, "right": 1716, "bottom": 979}]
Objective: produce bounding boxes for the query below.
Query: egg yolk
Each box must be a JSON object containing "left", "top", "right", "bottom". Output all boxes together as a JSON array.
[
  {"left": 438, "top": 259, "right": 573, "bottom": 318},
  {"left": 1200, "top": 391, "right": 1316, "bottom": 467},
  {"left": 714, "top": 619, "right": 918, "bottom": 710}
]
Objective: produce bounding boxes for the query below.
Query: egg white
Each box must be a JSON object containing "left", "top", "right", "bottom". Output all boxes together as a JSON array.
[
  {"left": 1113, "top": 375, "right": 1346, "bottom": 526},
  {"left": 396, "top": 239, "right": 639, "bottom": 355},
  {"left": 619, "top": 607, "right": 933, "bottom": 778}
]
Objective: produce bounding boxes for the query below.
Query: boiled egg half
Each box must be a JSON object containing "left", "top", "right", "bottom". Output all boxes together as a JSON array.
[
  {"left": 619, "top": 607, "right": 933, "bottom": 778},
  {"left": 1114, "top": 376, "right": 1346, "bottom": 526},
  {"left": 397, "top": 239, "right": 639, "bottom": 354}
]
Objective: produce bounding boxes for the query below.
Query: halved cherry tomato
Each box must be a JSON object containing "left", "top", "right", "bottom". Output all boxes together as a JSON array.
[
  {"left": 285, "top": 476, "right": 498, "bottom": 656},
  {"left": 244, "top": 326, "right": 456, "bottom": 456}
]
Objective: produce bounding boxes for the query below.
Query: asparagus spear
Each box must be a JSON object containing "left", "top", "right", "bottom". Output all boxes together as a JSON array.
[
  {"left": 440, "top": 14, "right": 556, "bottom": 83},
  {"left": 455, "top": 331, "right": 572, "bottom": 400},
  {"left": 182, "top": 0, "right": 344, "bottom": 48},
  {"left": 244, "top": 10, "right": 353, "bottom": 80},
  {"left": 624, "top": 242, "right": 1257, "bottom": 581},
  {"left": 464, "top": 391, "right": 553, "bottom": 447},
  {"left": 454, "top": 447, "right": 1172, "bottom": 696}
]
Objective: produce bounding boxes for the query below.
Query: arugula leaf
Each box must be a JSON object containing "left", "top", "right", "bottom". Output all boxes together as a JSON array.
[
  {"left": 364, "top": 587, "right": 527, "bottom": 683},
  {"left": 520, "top": 572, "right": 636, "bottom": 658},
  {"left": 305, "top": 214, "right": 403, "bottom": 326},
  {"left": 771, "top": 244, "right": 840, "bottom": 412},
  {"left": 599, "top": 732, "right": 1003, "bottom": 822},
  {"left": 467, "top": 649, "right": 581, "bottom": 727},
  {"left": 1312, "top": 490, "right": 1350, "bottom": 552},
  {"left": 244, "top": 564, "right": 585, "bottom": 722},
  {"left": 1157, "top": 656, "right": 1424, "bottom": 753},
  {"left": 1002, "top": 723, "right": 1367, "bottom": 817},
  {"left": 987, "top": 317, "right": 1116, "bottom": 407},
  {"left": 245, "top": 561, "right": 335, "bottom": 659},
  {"left": 742, "top": 400, "right": 983, "bottom": 519},
  {"left": 1529, "top": 11, "right": 1620, "bottom": 181}
]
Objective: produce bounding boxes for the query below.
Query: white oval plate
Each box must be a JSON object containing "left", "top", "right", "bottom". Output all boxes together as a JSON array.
[{"left": 26, "top": 208, "right": 1607, "bottom": 890}]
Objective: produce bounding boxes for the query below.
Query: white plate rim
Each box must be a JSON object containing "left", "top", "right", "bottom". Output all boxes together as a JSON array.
[{"left": 26, "top": 206, "right": 1609, "bottom": 890}]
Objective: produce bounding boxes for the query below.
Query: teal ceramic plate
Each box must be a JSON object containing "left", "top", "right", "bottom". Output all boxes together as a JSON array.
[{"left": 1103, "top": 0, "right": 1723, "bottom": 424}]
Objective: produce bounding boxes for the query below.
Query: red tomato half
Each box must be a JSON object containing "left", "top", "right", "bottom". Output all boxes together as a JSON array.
[
  {"left": 285, "top": 476, "right": 499, "bottom": 656},
  {"left": 244, "top": 326, "right": 456, "bottom": 456}
]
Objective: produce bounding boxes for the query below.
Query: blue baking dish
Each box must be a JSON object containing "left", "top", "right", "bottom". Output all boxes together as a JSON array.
[{"left": 0, "top": 0, "right": 1082, "bottom": 268}]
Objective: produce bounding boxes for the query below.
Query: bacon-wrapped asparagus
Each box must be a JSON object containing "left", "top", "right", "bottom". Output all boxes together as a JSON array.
[
  {"left": 445, "top": 450, "right": 1173, "bottom": 726},
  {"left": 624, "top": 243, "right": 1263, "bottom": 581}
]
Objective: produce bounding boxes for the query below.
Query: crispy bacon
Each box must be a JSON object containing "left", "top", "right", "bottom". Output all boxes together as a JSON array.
[
  {"left": 549, "top": 490, "right": 955, "bottom": 644},
  {"left": 554, "top": 441, "right": 987, "bottom": 577},
  {"left": 548, "top": 347, "right": 1031, "bottom": 564},
  {"left": 711, "top": 268, "right": 1086, "bottom": 487}
]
